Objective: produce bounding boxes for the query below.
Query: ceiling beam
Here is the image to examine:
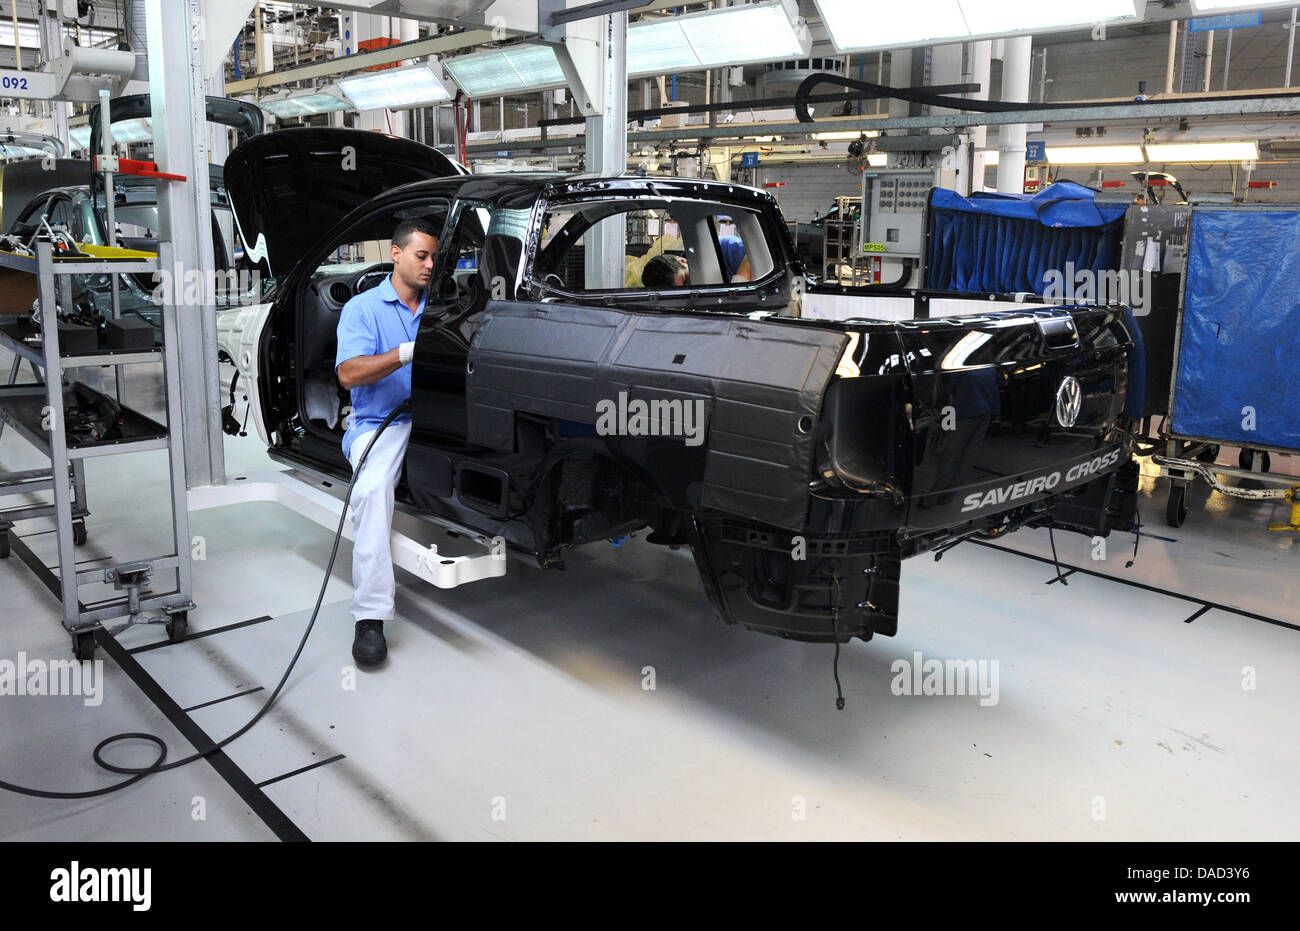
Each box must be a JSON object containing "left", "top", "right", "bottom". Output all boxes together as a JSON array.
[
  {"left": 225, "top": 27, "right": 495, "bottom": 93},
  {"left": 467, "top": 89, "right": 1300, "bottom": 155}
]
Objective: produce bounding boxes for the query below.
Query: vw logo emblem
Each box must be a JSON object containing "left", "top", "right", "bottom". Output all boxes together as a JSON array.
[{"left": 1055, "top": 376, "right": 1082, "bottom": 428}]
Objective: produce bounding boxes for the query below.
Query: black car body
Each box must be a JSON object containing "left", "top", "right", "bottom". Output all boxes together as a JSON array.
[{"left": 220, "top": 127, "right": 1140, "bottom": 644}]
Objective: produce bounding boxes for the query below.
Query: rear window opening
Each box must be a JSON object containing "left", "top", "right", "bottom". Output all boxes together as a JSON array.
[{"left": 531, "top": 198, "right": 776, "bottom": 296}]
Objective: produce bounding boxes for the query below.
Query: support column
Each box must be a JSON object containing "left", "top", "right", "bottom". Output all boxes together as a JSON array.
[
  {"left": 996, "top": 36, "right": 1032, "bottom": 194},
  {"left": 886, "top": 48, "right": 912, "bottom": 135},
  {"left": 147, "top": 0, "right": 225, "bottom": 487},
  {"left": 38, "top": 1, "right": 69, "bottom": 152},
  {"left": 208, "top": 70, "right": 234, "bottom": 270},
  {"left": 583, "top": 12, "right": 628, "bottom": 289},
  {"left": 969, "top": 40, "right": 992, "bottom": 193}
]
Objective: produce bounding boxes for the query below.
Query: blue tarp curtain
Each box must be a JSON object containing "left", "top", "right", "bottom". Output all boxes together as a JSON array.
[
  {"left": 925, "top": 182, "right": 1127, "bottom": 295},
  {"left": 1171, "top": 208, "right": 1300, "bottom": 451},
  {"left": 924, "top": 181, "right": 1143, "bottom": 420}
]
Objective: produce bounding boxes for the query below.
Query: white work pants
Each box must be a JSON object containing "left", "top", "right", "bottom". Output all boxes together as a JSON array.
[{"left": 345, "top": 421, "right": 411, "bottom": 622}]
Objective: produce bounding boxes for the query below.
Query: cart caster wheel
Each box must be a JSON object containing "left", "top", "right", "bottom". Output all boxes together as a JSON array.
[
  {"left": 166, "top": 612, "right": 188, "bottom": 643},
  {"left": 1196, "top": 444, "right": 1220, "bottom": 464},
  {"left": 1166, "top": 484, "right": 1189, "bottom": 528},
  {"left": 72, "top": 520, "right": 87, "bottom": 546},
  {"left": 72, "top": 631, "right": 96, "bottom": 662},
  {"left": 1238, "top": 449, "right": 1271, "bottom": 473},
  {"left": 0, "top": 530, "right": 9, "bottom": 560}
]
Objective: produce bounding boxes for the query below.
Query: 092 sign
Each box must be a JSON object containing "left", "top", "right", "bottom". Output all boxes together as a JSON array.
[{"left": 0, "top": 74, "right": 29, "bottom": 91}]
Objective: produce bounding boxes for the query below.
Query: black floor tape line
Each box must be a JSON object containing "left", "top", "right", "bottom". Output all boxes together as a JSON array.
[
  {"left": 126, "top": 614, "right": 274, "bottom": 655},
  {"left": 181, "top": 686, "right": 266, "bottom": 714},
  {"left": 256, "top": 754, "right": 346, "bottom": 790},
  {"left": 95, "top": 629, "right": 310, "bottom": 842},
  {"left": 972, "top": 540, "right": 1300, "bottom": 633}
]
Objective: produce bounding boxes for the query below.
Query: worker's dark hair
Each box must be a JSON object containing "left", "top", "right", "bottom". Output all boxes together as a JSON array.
[
  {"left": 642, "top": 253, "right": 686, "bottom": 289},
  {"left": 392, "top": 217, "right": 441, "bottom": 250}
]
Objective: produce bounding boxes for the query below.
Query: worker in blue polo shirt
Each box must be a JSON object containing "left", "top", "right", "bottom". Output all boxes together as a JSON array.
[{"left": 335, "top": 217, "right": 439, "bottom": 667}]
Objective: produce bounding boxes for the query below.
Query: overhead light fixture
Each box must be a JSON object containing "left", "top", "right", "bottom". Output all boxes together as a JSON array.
[
  {"left": 1045, "top": 144, "right": 1145, "bottom": 165},
  {"left": 259, "top": 86, "right": 352, "bottom": 118},
  {"left": 809, "top": 0, "right": 968, "bottom": 49},
  {"left": 339, "top": 63, "right": 453, "bottom": 111},
  {"left": 813, "top": 130, "right": 881, "bottom": 141},
  {"left": 959, "top": 0, "right": 1138, "bottom": 35},
  {"left": 627, "top": 0, "right": 811, "bottom": 77},
  {"left": 1145, "top": 141, "right": 1258, "bottom": 162},
  {"left": 1191, "top": 0, "right": 1295, "bottom": 10},
  {"left": 867, "top": 152, "right": 888, "bottom": 167},
  {"left": 443, "top": 44, "right": 567, "bottom": 96},
  {"left": 812, "top": 0, "right": 1140, "bottom": 51},
  {"left": 626, "top": 17, "right": 702, "bottom": 74}
]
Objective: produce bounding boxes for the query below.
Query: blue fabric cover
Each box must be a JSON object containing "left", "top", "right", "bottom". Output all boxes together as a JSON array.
[
  {"left": 1171, "top": 208, "right": 1300, "bottom": 450},
  {"left": 925, "top": 182, "right": 1142, "bottom": 419},
  {"left": 926, "top": 182, "right": 1127, "bottom": 295}
]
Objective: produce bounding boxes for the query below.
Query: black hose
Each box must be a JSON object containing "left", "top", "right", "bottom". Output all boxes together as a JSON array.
[{"left": 0, "top": 400, "right": 411, "bottom": 799}]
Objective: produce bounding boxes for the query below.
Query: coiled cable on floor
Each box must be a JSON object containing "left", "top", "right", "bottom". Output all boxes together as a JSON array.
[{"left": 0, "top": 401, "right": 411, "bottom": 799}]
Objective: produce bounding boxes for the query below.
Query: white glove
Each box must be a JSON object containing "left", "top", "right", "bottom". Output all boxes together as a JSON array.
[{"left": 398, "top": 341, "right": 415, "bottom": 365}]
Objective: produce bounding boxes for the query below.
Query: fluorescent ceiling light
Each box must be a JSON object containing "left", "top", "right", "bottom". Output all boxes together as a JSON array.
[
  {"left": 809, "top": 0, "right": 968, "bottom": 48},
  {"left": 627, "top": 1, "right": 811, "bottom": 77},
  {"left": 1145, "top": 141, "right": 1258, "bottom": 162},
  {"left": 1046, "top": 144, "right": 1145, "bottom": 164},
  {"left": 813, "top": 0, "right": 1140, "bottom": 51},
  {"left": 677, "top": 1, "right": 808, "bottom": 65},
  {"left": 867, "top": 152, "right": 888, "bottom": 166},
  {"left": 960, "top": 0, "right": 1138, "bottom": 35},
  {"left": 626, "top": 19, "right": 700, "bottom": 74},
  {"left": 443, "top": 44, "right": 567, "bottom": 96},
  {"left": 339, "top": 64, "right": 452, "bottom": 111},
  {"left": 259, "top": 87, "right": 352, "bottom": 118},
  {"left": 813, "top": 130, "right": 881, "bottom": 140},
  {"left": 1191, "top": 0, "right": 1295, "bottom": 10}
]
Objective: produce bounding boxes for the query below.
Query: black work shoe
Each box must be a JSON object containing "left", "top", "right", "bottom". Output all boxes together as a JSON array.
[{"left": 352, "top": 619, "right": 387, "bottom": 667}]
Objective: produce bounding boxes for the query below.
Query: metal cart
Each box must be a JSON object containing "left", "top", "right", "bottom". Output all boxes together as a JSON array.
[
  {"left": 1155, "top": 204, "right": 1300, "bottom": 529},
  {"left": 0, "top": 239, "right": 194, "bottom": 659}
]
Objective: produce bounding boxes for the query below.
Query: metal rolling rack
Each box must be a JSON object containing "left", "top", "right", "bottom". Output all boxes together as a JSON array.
[
  {"left": 0, "top": 239, "right": 193, "bottom": 660},
  {"left": 821, "top": 196, "right": 866, "bottom": 285},
  {"left": 1154, "top": 204, "right": 1300, "bottom": 530}
]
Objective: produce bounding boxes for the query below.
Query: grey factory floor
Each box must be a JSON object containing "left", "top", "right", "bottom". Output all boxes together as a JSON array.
[{"left": 1, "top": 352, "right": 1297, "bottom": 841}]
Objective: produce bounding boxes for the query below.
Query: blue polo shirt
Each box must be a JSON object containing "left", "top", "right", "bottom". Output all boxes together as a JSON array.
[
  {"left": 335, "top": 274, "right": 426, "bottom": 459},
  {"left": 719, "top": 235, "right": 747, "bottom": 280}
]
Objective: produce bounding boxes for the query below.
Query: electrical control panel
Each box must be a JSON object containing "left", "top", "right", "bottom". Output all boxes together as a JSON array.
[{"left": 862, "top": 169, "right": 935, "bottom": 259}]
